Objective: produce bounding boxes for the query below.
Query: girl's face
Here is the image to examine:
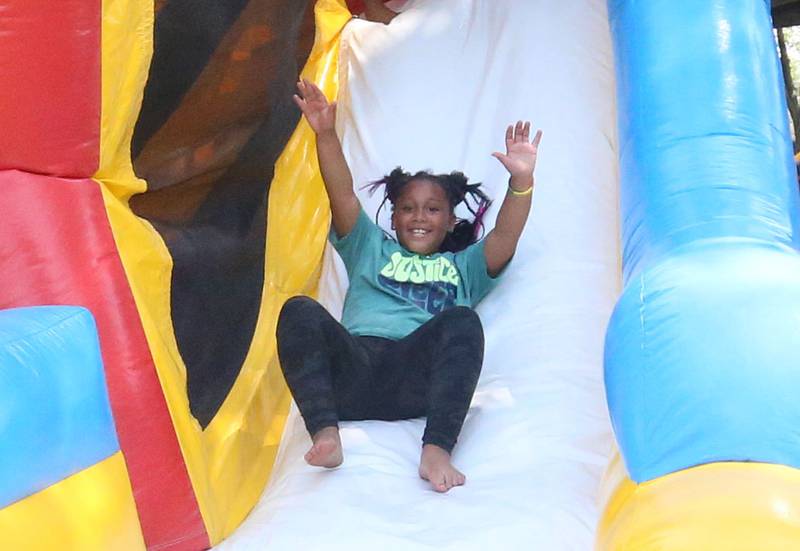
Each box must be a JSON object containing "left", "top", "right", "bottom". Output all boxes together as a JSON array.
[{"left": 391, "top": 178, "right": 455, "bottom": 255}]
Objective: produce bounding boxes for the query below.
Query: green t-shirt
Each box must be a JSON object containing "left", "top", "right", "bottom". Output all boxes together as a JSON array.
[{"left": 330, "top": 209, "right": 501, "bottom": 340}]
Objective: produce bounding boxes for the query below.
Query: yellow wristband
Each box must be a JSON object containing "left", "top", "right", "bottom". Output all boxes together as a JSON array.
[{"left": 508, "top": 182, "right": 534, "bottom": 196}]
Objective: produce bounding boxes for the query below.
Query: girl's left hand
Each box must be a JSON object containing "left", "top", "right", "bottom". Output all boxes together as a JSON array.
[{"left": 492, "top": 121, "right": 543, "bottom": 178}]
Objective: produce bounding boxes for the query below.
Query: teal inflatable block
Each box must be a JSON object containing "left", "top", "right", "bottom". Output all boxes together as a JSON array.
[
  {"left": 606, "top": 0, "right": 800, "bottom": 482},
  {"left": 0, "top": 306, "right": 119, "bottom": 507}
]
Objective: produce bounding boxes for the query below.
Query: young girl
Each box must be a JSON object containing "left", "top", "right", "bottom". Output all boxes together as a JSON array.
[{"left": 277, "top": 79, "right": 542, "bottom": 493}]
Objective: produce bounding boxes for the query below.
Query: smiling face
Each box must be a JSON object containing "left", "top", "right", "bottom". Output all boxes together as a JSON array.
[{"left": 391, "top": 178, "right": 456, "bottom": 255}]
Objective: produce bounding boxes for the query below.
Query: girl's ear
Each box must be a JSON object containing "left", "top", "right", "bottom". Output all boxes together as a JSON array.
[{"left": 448, "top": 212, "right": 456, "bottom": 232}]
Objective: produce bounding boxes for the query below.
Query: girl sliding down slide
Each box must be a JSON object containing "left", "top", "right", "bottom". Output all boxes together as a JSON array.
[{"left": 277, "top": 79, "right": 542, "bottom": 492}]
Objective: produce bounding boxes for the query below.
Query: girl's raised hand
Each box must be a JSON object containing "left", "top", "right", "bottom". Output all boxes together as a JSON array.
[
  {"left": 492, "top": 121, "right": 543, "bottom": 179},
  {"left": 293, "top": 79, "right": 336, "bottom": 135}
]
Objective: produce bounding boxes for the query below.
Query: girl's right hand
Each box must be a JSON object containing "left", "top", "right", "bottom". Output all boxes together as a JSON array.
[{"left": 293, "top": 79, "right": 336, "bottom": 135}]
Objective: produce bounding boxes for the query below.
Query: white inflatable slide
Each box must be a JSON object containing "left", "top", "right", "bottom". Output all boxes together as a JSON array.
[{"left": 220, "top": 1, "right": 619, "bottom": 548}]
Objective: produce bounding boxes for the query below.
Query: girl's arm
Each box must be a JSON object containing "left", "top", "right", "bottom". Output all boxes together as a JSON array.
[
  {"left": 483, "top": 121, "right": 543, "bottom": 277},
  {"left": 293, "top": 79, "right": 361, "bottom": 237}
]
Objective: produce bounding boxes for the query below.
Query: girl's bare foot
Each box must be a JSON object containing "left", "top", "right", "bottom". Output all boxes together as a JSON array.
[
  {"left": 305, "top": 426, "right": 343, "bottom": 468},
  {"left": 418, "top": 444, "right": 465, "bottom": 492}
]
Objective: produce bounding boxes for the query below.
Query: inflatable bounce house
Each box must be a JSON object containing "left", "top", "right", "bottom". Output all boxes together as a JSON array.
[{"left": 2, "top": 0, "right": 800, "bottom": 549}]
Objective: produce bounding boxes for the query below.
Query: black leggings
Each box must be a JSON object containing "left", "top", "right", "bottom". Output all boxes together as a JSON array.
[{"left": 276, "top": 296, "right": 484, "bottom": 453}]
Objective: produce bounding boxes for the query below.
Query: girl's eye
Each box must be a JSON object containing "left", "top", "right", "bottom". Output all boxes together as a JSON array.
[
  {"left": 428, "top": 207, "right": 440, "bottom": 213},
  {"left": 401, "top": 206, "right": 412, "bottom": 212}
]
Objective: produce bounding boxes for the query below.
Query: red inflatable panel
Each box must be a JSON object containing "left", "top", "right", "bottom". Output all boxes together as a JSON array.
[
  {"left": 0, "top": 1, "right": 100, "bottom": 177},
  {"left": 347, "top": 0, "right": 365, "bottom": 13},
  {"left": 0, "top": 170, "right": 209, "bottom": 550},
  {"left": 345, "top": 1, "right": 395, "bottom": 17}
]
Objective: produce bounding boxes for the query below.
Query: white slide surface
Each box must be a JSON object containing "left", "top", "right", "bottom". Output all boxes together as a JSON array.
[{"left": 219, "top": 1, "right": 620, "bottom": 548}]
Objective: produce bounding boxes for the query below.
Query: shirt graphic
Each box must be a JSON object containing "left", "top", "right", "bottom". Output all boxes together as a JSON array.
[{"left": 378, "top": 251, "right": 459, "bottom": 314}]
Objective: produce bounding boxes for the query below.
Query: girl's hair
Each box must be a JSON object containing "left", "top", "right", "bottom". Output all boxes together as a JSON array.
[{"left": 364, "top": 167, "right": 492, "bottom": 253}]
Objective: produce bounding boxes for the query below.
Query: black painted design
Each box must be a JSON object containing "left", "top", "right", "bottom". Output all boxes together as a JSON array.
[{"left": 130, "top": 0, "right": 315, "bottom": 428}]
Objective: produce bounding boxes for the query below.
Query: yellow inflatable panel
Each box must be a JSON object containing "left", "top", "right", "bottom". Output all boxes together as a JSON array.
[
  {"left": 95, "top": 0, "right": 352, "bottom": 543},
  {"left": 596, "top": 456, "right": 800, "bottom": 550},
  {"left": 205, "top": 1, "right": 352, "bottom": 537},
  {"left": 0, "top": 452, "right": 145, "bottom": 551}
]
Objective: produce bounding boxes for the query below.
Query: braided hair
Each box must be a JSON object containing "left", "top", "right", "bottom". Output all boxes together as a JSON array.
[{"left": 364, "top": 167, "right": 492, "bottom": 253}]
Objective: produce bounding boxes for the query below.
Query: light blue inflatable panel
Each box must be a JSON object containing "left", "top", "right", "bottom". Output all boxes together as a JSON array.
[
  {"left": 0, "top": 306, "right": 119, "bottom": 507},
  {"left": 606, "top": 0, "right": 800, "bottom": 482}
]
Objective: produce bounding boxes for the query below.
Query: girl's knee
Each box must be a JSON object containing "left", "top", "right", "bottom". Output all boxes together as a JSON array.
[
  {"left": 280, "top": 295, "right": 317, "bottom": 317},
  {"left": 448, "top": 306, "right": 482, "bottom": 327},
  {"left": 441, "top": 306, "right": 484, "bottom": 341},
  {"left": 277, "top": 296, "right": 321, "bottom": 334}
]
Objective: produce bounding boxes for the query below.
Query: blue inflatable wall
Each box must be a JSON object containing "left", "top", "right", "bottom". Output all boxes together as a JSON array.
[
  {"left": 605, "top": 0, "right": 800, "bottom": 482},
  {"left": 0, "top": 306, "right": 119, "bottom": 507}
]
